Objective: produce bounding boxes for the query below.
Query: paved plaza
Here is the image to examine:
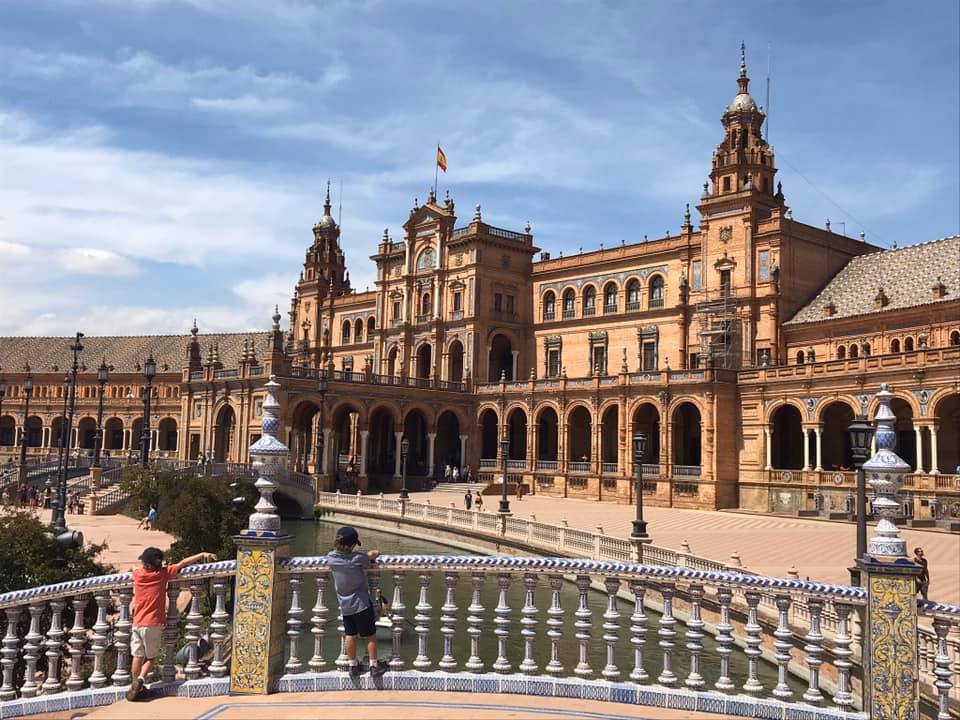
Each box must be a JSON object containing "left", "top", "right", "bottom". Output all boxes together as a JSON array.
[{"left": 412, "top": 488, "right": 960, "bottom": 604}]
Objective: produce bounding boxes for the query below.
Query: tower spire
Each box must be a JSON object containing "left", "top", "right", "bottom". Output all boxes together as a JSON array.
[
  {"left": 738, "top": 41, "right": 750, "bottom": 94},
  {"left": 323, "top": 179, "right": 332, "bottom": 217}
]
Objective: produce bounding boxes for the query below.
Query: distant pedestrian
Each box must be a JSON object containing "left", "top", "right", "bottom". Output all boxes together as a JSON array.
[
  {"left": 43, "top": 486, "right": 52, "bottom": 509},
  {"left": 444, "top": 464, "right": 452, "bottom": 482},
  {"left": 516, "top": 483, "right": 524, "bottom": 501},
  {"left": 464, "top": 465, "right": 472, "bottom": 483},
  {"left": 464, "top": 490, "right": 472, "bottom": 510},
  {"left": 913, "top": 547, "right": 929, "bottom": 600},
  {"left": 474, "top": 491, "right": 483, "bottom": 512},
  {"left": 452, "top": 466, "right": 460, "bottom": 482},
  {"left": 19, "top": 485, "right": 28, "bottom": 506}
]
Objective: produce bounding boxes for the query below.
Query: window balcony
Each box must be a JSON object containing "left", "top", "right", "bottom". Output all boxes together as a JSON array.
[
  {"left": 562, "top": 309, "right": 576, "bottom": 319},
  {"left": 583, "top": 306, "right": 596, "bottom": 317},
  {"left": 543, "top": 310, "right": 556, "bottom": 321},
  {"left": 649, "top": 297, "right": 664, "bottom": 309},
  {"left": 603, "top": 304, "right": 617, "bottom": 315},
  {"left": 415, "top": 314, "right": 430, "bottom": 325},
  {"left": 626, "top": 300, "right": 641, "bottom": 312},
  {"left": 449, "top": 310, "right": 463, "bottom": 321}
]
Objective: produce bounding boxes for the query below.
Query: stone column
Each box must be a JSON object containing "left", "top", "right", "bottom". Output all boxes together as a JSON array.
[
  {"left": 426, "top": 432, "right": 436, "bottom": 476},
  {"left": 151, "top": 429, "right": 158, "bottom": 453},
  {"left": 802, "top": 427, "right": 811, "bottom": 471},
  {"left": 764, "top": 426, "right": 773, "bottom": 470},
  {"left": 459, "top": 434, "right": 468, "bottom": 469},
  {"left": 394, "top": 431, "right": 404, "bottom": 477},
  {"left": 42, "top": 427, "right": 50, "bottom": 448},
  {"left": 322, "top": 429, "right": 332, "bottom": 476},
  {"left": 929, "top": 425, "right": 939, "bottom": 474},
  {"left": 511, "top": 350, "right": 519, "bottom": 381},
  {"left": 123, "top": 429, "right": 130, "bottom": 450},
  {"left": 913, "top": 426, "right": 924, "bottom": 473},
  {"left": 814, "top": 425, "right": 823, "bottom": 471},
  {"left": 359, "top": 430, "right": 369, "bottom": 477}
]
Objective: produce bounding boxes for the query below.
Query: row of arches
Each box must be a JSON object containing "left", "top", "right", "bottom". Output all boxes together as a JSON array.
[
  {"left": 0, "top": 414, "right": 179, "bottom": 452},
  {"left": 477, "top": 401, "right": 702, "bottom": 467},
  {"left": 341, "top": 316, "right": 376, "bottom": 345},
  {"left": 383, "top": 333, "right": 515, "bottom": 384},
  {"left": 542, "top": 276, "right": 665, "bottom": 320}
]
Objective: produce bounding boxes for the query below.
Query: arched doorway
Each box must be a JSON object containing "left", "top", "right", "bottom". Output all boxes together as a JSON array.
[
  {"left": 488, "top": 334, "right": 513, "bottom": 381},
  {"left": 214, "top": 405, "right": 236, "bottom": 463},
  {"left": 131, "top": 418, "right": 144, "bottom": 456},
  {"left": 331, "top": 404, "right": 362, "bottom": 470},
  {"left": 448, "top": 340, "right": 464, "bottom": 384},
  {"left": 50, "top": 416, "right": 66, "bottom": 451},
  {"left": 536, "top": 407, "right": 558, "bottom": 462},
  {"left": 435, "top": 410, "right": 461, "bottom": 470},
  {"left": 0, "top": 415, "right": 15, "bottom": 447},
  {"left": 672, "top": 403, "right": 701, "bottom": 467},
  {"left": 631, "top": 403, "right": 660, "bottom": 465},
  {"left": 104, "top": 418, "right": 123, "bottom": 450},
  {"left": 368, "top": 407, "right": 396, "bottom": 475},
  {"left": 821, "top": 402, "right": 855, "bottom": 470},
  {"left": 770, "top": 405, "right": 803, "bottom": 469},
  {"left": 890, "top": 398, "right": 917, "bottom": 471},
  {"left": 601, "top": 405, "right": 619, "bottom": 468},
  {"left": 507, "top": 408, "right": 527, "bottom": 461},
  {"left": 77, "top": 417, "right": 97, "bottom": 450},
  {"left": 567, "top": 406, "right": 591, "bottom": 463},
  {"left": 934, "top": 393, "right": 959, "bottom": 474},
  {"left": 402, "top": 409, "right": 429, "bottom": 476},
  {"left": 386, "top": 346, "right": 399, "bottom": 378},
  {"left": 416, "top": 344, "right": 432, "bottom": 380},
  {"left": 157, "top": 418, "right": 178, "bottom": 452},
  {"left": 480, "top": 409, "right": 499, "bottom": 460},
  {"left": 290, "top": 401, "right": 320, "bottom": 473},
  {"left": 25, "top": 417, "right": 42, "bottom": 448}
]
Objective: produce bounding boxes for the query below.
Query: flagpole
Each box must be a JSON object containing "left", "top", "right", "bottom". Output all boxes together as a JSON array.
[{"left": 433, "top": 143, "right": 440, "bottom": 201}]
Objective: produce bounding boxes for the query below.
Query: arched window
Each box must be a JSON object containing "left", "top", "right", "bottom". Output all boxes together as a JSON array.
[
  {"left": 862, "top": 342, "right": 871, "bottom": 356},
  {"left": 366, "top": 317, "right": 376, "bottom": 341},
  {"left": 420, "top": 292, "right": 431, "bottom": 317},
  {"left": 416, "top": 247, "right": 435, "bottom": 271},
  {"left": 354, "top": 321, "right": 363, "bottom": 343},
  {"left": 796, "top": 351, "right": 805, "bottom": 365},
  {"left": 904, "top": 337, "right": 914, "bottom": 352},
  {"left": 649, "top": 276, "right": 665, "bottom": 307},
  {"left": 543, "top": 291, "right": 556, "bottom": 320},
  {"left": 562, "top": 289, "right": 576, "bottom": 318},
  {"left": 341, "top": 320, "right": 351, "bottom": 344},
  {"left": 849, "top": 344, "right": 859, "bottom": 359},
  {"left": 890, "top": 338, "right": 901, "bottom": 353},
  {"left": 603, "top": 283, "right": 617, "bottom": 313},
  {"left": 837, "top": 345, "right": 846, "bottom": 360},
  {"left": 951, "top": 330, "right": 960, "bottom": 346},
  {"left": 583, "top": 286, "right": 597, "bottom": 316},
  {"left": 626, "top": 280, "right": 641, "bottom": 310}
]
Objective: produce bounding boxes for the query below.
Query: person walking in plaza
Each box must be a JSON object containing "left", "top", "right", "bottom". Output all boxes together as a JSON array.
[
  {"left": 516, "top": 482, "right": 524, "bottom": 501},
  {"left": 127, "top": 546, "right": 216, "bottom": 701},
  {"left": 464, "top": 465, "right": 472, "bottom": 483},
  {"left": 914, "top": 547, "right": 929, "bottom": 600},
  {"left": 474, "top": 491, "right": 483, "bottom": 512},
  {"left": 452, "top": 465, "right": 460, "bottom": 482},
  {"left": 326, "top": 526, "right": 388, "bottom": 678},
  {"left": 444, "top": 464, "right": 452, "bottom": 482},
  {"left": 463, "top": 489, "right": 472, "bottom": 510}
]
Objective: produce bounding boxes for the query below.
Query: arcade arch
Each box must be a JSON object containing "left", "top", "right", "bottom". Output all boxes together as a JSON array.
[
  {"left": 536, "top": 407, "right": 559, "bottom": 462},
  {"left": 672, "top": 403, "right": 701, "bottom": 467},
  {"left": 567, "top": 406, "right": 591, "bottom": 462},
  {"left": 489, "top": 334, "right": 513, "bottom": 381},
  {"left": 506, "top": 408, "right": 527, "bottom": 461}
]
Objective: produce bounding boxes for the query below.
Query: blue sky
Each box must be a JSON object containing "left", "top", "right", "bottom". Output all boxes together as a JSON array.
[{"left": 1, "top": 0, "right": 957, "bottom": 337}]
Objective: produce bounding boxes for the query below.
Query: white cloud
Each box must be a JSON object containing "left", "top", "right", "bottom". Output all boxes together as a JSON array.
[
  {"left": 57, "top": 248, "right": 141, "bottom": 276},
  {"left": 190, "top": 95, "right": 294, "bottom": 115}
]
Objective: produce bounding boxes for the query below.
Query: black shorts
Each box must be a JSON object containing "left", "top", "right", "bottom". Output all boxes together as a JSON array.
[{"left": 342, "top": 606, "right": 376, "bottom": 637}]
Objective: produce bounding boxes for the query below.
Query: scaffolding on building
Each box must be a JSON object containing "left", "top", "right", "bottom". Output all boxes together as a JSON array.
[{"left": 694, "top": 292, "right": 743, "bottom": 369}]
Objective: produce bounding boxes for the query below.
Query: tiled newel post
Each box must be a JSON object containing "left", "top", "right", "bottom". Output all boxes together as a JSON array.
[
  {"left": 857, "top": 384, "right": 923, "bottom": 719},
  {"left": 230, "top": 375, "right": 292, "bottom": 695}
]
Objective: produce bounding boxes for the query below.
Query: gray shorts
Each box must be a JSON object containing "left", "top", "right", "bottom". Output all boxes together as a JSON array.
[{"left": 130, "top": 626, "right": 164, "bottom": 659}]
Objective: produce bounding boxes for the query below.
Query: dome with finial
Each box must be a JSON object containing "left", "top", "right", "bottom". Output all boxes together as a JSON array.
[
  {"left": 726, "top": 42, "right": 759, "bottom": 113},
  {"left": 315, "top": 180, "right": 338, "bottom": 231}
]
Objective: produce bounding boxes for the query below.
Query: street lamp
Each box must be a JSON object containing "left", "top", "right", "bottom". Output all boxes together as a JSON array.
[
  {"left": 498, "top": 436, "right": 511, "bottom": 514},
  {"left": 847, "top": 414, "right": 875, "bottom": 585},
  {"left": 632, "top": 432, "right": 649, "bottom": 538},
  {"left": 51, "top": 333, "right": 84, "bottom": 548},
  {"left": 93, "top": 359, "right": 109, "bottom": 468},
  {"left": 399, "top": 437, "right": 410, "bottom": 499},
  {"left": 316, "top": 372, "right": 329, "bottom": 476},
  {"left": 0, "top": 376, "right": 6, "bottom": 449},
  {"left": 56, "top": 372, "right": 71, "bottom": 478},
  {"left": 140, "top": 354, "right": 156, "bottom": 468},
  {"left": 18, "top": 371, "right": 34, "bottom": 486}
]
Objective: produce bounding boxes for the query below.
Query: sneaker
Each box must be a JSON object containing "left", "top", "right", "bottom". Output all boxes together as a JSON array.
[
  {"left": 369, "top": 660, "right": 388, "bottom": 677},
  {"left": 348, "top": 663, "right": 363, "bottom": 678},
  {"left": 125, "top": 677, "right": 144, "bottom": 702}
]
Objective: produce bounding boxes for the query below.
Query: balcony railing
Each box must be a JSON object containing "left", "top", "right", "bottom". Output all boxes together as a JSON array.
[
  {"left": 626, "top": 299, "right": 641, "bottom": 311},
  {"left": 562, "top": 308, "right": 575, "bottom": 319},
  {"left": 600, "top": 462, "right": 618, "bottom": 475},
  {"left": 543, "top": 310, "right": 555, "bottom": 321},
  {"left": 568, "top": 460, "right": 590, "bottom": 473},
  {"left": 506, "top": 459, "right": 528, "bottom": 471},
  {"left": 188, "top": 370, "right": 204, "bottom": 380},
  {"left": 213, "top": 369, "right": 238, "bottom": 380},
  {"left": 534, "top": 459, "right": 558, "bottom": 471},
  {"left": 649, "top": 296, "right": 664, "bottom": 309},
  {"left": 415, "top": 314, "right": 430, "bottom": 325},
  {"left": 603, "top": 304, "right": 617, "bottom": 315},
  {"left": 478, "top": 458, "right": 498, "bottom": 469},
  {"left": 449, "top": 310, "right": 463, "bottom": 321},
  {"left": 582, "top": 305, "right": 596, "bottom": 316},
  {"left": 672, "top": 464, "right": 702, "bottom": 478}
]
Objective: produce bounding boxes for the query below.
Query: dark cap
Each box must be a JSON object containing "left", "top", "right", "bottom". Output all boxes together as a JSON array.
[
  {"left": 335, "top": 526, "right": 360, "bottom": 546},
  {"left": 138, "top": 547, "right": 164, "bottom": 567}
]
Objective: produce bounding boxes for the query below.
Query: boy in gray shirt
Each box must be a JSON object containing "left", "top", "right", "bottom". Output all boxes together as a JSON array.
[{"left": 327, "top": 526, "right": 388, "bottom": 677}]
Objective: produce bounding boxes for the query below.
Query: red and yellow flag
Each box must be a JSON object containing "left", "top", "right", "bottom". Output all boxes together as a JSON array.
[{"left": 436, "top": 145, "right": 447, "bottom": 173}]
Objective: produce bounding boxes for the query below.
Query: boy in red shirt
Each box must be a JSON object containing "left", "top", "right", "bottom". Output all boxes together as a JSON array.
[{"left": 127, "top": 546, "right": 216, "bottom": 701}]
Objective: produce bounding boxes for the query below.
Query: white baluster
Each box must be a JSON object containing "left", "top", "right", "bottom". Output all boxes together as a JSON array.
[
  {"left": 629, "top": 580, "right": 648, "bottom": 683},
  {"left": 519, "top": 573, "right": 538, "bottom": 675},
  {"left": 89, "top": 592, "right": 111, "bottom": 688},
  {"left": 19, "top": 603, "right": 43, "bottom": 697},
  {"left": 309, "top": 575, "right": 330, "bottom": 671},
  {"left": 493, "top": 573, "right": 512, "bottom": 673},
  {"left": 545, "top": 575, "right": 564, "bottom": 676},
  {"left": 66, "top": 595, "right": 88, "bottom": 691},
  {"left": 465, "top": 573, "right": 485, "bottom": 673},
  {"left": 389, "top": 572, "right": 405, "bottom": 671},
  {"left": 285, "top": 574, "right": 304, "bottom": 673},
  {"left": 335, "top": 612, "right": 348, "bottom": 671},
  {"left": 574, "top": 574, "right": 592, "bottom": 677},
  {"left": 185, "top": 581, "right": 204, "bottom": 680},
  {"left": 714, "top": 586, "right": 734, "bottom": 691},
  {"left": 413, "top": 572, "right": 433, "bottom": 670},
  {"left": 802, "top": 598, "right": 824, "bottom": 704},
  {"left": 0, "top": 608, "right": 20, "bottom": 700},
  {"left": 772, "top": 594, "right": 792, "bottom": 699},
  {"left": 209, "top": 579, "right": 230, "bottom": 678},
  {"left": 602, "top": 576, "right": 621, "bottom": 679},
  {"left": 439, "top": 572, "right": 458, "bottom": 671},
  {"left": 832, "top": 602, "right": 854, "bottom": 712},
  {"left": 684, "top": 584, "right": 704, "bottom": 689},
  {"left": 112, "top": 591, "right": 132, "bottom": 687},
  {"left": 162, "top": 582, "right": 180, "bottom": 683},
  {"left": 42, "top": 599, "right": 66, "bottom": 694},
  {"left": 657, "top": 581, "right": 677, "bottom": 686},
  {"left": 742, "top": 590, "right": 763, "bottom": 695},
  {"left": 933, "top": 619, "right": 954, "bottom": 720}
]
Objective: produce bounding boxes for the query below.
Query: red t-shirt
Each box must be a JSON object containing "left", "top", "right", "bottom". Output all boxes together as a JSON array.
[{"left": 132, "top": 563, "right": 181, "bottom": 627}]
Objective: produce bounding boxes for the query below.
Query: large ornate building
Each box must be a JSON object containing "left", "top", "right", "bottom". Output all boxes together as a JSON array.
[{"left": 2, "top": 52, "right": 958, "bottom": 516}]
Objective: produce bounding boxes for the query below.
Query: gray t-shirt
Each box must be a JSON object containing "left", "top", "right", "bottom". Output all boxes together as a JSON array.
[{"left": 326, "top": 550, "right": 373, "bottom": 616}]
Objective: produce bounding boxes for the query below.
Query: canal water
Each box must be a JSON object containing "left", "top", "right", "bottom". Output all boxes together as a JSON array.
[{"left": 285, "top": 519, "right": 805, "bottom": 694}]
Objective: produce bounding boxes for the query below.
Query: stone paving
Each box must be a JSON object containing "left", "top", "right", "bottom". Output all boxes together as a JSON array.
[{"left": 412, "top": 487, "right": 960, "bottom": 605}]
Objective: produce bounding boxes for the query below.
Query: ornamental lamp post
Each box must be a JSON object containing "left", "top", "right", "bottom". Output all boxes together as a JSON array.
[
  {"left": 51, "top": 333, "right": 84, "bottom": 548},
  {"left": 93, "top": 359, "right": 109, "bottom": 469},
  {"left": 0, "top": 376, "right": 6, "bottom": 445},
  {"left": 847, "top": 414, "right": 875, "bottom": 586},
  {"left": 399, "top": 437, "right": 410, "bottom": 500},
  {"left": 17, "top": 372, "right": 34, "bottom": 486},
  {"left": 631, "top": 432, "right": 649, "bottom": 539},
  {"left": 139, "top": 354, "right": 156, "bottom": 468},
  {"left": 315, "top": 372, "right": 329, "bottom": 476},
  {"left": 498, "top": 436, "right": 511, "bottom": 514},
  {"left": 56, "top": 372, "right": 71, "bottom": 482}
]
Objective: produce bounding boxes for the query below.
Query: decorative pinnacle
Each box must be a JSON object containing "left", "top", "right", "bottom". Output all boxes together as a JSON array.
[
  {"left": 272, "top": 304, "right": 281, "bottom": 330},
  {"left": 246, "top": 374, "right": 290, "bottom": 534},
  {"left": 323, "top": 179, "right": 332, "bottom": 215},
  {"left": 190, "top": 318, "right": 198, "bottom": 337},
  {"left": 473, "top": 203, "right": 482, "bottom": 222},
  {"left": 863, "top": 383, "right": 911, "bottom": 558},
  {"left": 740, "top": 41, "right": 747, "bottom": 78},
  {"left": 683, "top": 203, "right": 691, "bottom": 225}
]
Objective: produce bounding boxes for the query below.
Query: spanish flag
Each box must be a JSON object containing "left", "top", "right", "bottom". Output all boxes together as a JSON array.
[{"left": 436, "top": 145, "right": 447, "bottom": 173}]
